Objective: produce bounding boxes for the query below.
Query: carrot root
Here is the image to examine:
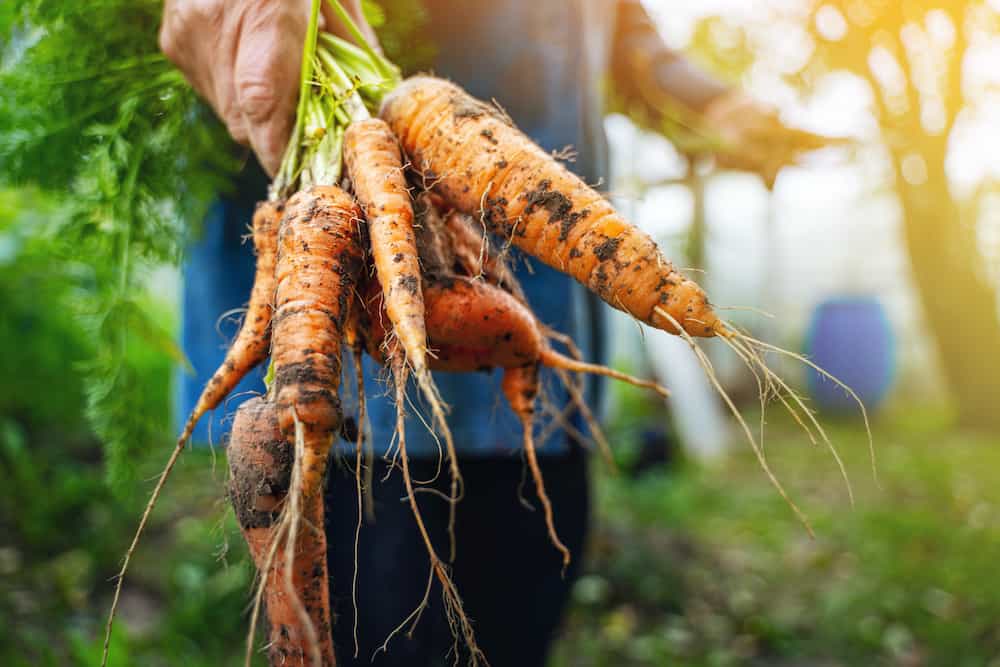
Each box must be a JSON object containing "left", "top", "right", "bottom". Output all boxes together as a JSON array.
[
  {"left": 101, "top": 432, "right": 189, "bottom": 667},
  {"left": 502, "top": 365, "right": 572, "bottom": 572},
  {"left": 539, "top": 348, "right": 670, "bottom": 399},
  {"left": 377, "top": 357, "right": 484, "bottom": 665},
  {"left": 654, "top": 306, "right": 815, "bottom": 536},
  {"left": 230, "top": 397, "right": 334, "bottom": 667}
]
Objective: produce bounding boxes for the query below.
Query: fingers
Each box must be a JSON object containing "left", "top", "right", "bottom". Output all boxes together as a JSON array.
[
  {"left": 160, "top": 0, "right": 383, "bottom": 177},
  {"left": 159, "top": 0, "right": 224, "bottom": 108},
  {"left": 704, "top": 90, "right": 849, "bottom": 184},
  {"left": 160, "top": 0, "right": 252, "bottom": 151},
  {"left": 234, "top": 4, "right": 306, "bottom": 175},
  {"left": 159, "top": 0, "right": 308, "bottom": 176}
]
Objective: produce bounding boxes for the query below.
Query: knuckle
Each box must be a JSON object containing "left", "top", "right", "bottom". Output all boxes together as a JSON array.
[
  {"left": 158, "top": 26, "right": 178, "bottom": 61},
  {"left": 236, "top": 77, "right": 280, "bottom": 124},
  {"left": 227, "top": 122, "right": 250, "bottom": 146},
  {"left": 160, "top": 0, "right": 222, "bottom": 61},
  {"left": 221, "top": 104, "right": 250, "bottom": 144}
]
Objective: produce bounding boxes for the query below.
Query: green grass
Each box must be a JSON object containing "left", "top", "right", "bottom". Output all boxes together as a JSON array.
[
  {"left": 552, "top": 409, "right": 1000, "bottom": 667},
  {"left": 1, "top": 429, "right": 257, "bottom": 667}
]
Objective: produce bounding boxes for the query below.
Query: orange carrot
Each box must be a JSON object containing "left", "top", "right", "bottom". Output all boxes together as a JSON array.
[
  {"left": 384, "top": 83, "right": 870, "bottom": 532},
  {"left": 360, "top": 273, "right": 668, "bottom": 397},
  {"left": 344, "top": 118, "right": 426, "bottom": 373},
  {"left": 177, "top": 199, "right": 282, "bottom": 444},
  {"left": 384, "top": 99, "right": 858, "bottom": 532},
  {"left": 441, "top": 209, "right": 525, "bottom": 301},
  {"left": 344, "top": 124, "right": 462, "bottom": 554},
  {"left": 254, "top": 184, "right": 363, "bottom": 666},
  {"left": 380, "top": 76, "right": 720, "bottom": 338},
  {"left": 228, "top": 397, "right": 335, "bottom": 667},
  {"left": 272, "top": 184, "right": 363, "bottom": 498},
  {"left": 501, "top": 364, "right": 570, "bottom": 568}
]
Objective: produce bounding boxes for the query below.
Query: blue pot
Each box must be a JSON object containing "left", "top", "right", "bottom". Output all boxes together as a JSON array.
[{"left": 804, "top": 296, "right": 895, "bottom": 412}]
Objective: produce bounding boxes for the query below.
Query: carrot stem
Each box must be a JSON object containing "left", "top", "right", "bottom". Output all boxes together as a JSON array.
[
  {"left": 323, "top": 0, "right": 398, "bottom": 82},
  {"left": 275, "top": 6, "right": 392, "bottom": 197},
  {"left": 274, "top": 0, "right": 325, "bottom": 197}
]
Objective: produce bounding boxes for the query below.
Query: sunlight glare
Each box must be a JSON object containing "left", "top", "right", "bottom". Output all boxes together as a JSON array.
[{"left": 816, "top": 5, "right": 848, "bottom": 41}]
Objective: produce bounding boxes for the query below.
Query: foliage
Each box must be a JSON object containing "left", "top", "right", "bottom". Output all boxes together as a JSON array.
[
  {"left": 1, "top": 0, "right": 237, "bottom": 491},
  {"left": 0, "top": 1, "right": 233, "bottom": 236},
  {"left": 0, "top": 187, "right": 251, "bottom": 665},
  {"left": 272, "top": 4, "right": 400, "bottom": 197},
  {"left": 0, "top": 190, "right": 88, "bottom": 429},
  {"left": 1, "top": 431, "right": 253, "bottom": 666},
  {"left": 689, "top": 2, "right": 1000, "bottom": 427}
]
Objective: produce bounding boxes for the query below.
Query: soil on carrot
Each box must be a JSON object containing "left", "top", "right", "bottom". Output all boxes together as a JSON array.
[
  {"left": 521, "top": 179, "right": 589, "bottom": 242},
  {"left": 449, "top": 93, "right": 509, "bottom": 124},
  {"left": 228, "top": 440, "right": 292, "bottom": 531}
]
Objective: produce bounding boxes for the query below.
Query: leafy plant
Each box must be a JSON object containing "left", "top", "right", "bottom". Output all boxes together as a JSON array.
[
  {"left": 1, "top": 1, "right": 237, "bottom": 492},
  {"left": 0, "top": 0, "right": 433, "bottom": 491}
]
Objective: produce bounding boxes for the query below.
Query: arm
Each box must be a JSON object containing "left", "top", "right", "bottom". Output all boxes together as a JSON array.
[
  {"left": 610, "top": 0, "right": 729, "bottom": 121},
  {"left": 159, "top": 0, "right": 378, "bottom": 176},
  {"left": 610, "top": 0, "right": 831, "bottom": 185}
]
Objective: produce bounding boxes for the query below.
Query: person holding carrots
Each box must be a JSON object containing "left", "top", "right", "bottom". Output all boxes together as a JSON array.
[{"left": 162, "top": 0, "right": 827, "bottom": 664}]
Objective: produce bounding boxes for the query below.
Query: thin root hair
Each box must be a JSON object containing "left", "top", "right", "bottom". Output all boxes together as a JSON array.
[{"left": 655, "top": 307, "right": 815, "bottom": 537}]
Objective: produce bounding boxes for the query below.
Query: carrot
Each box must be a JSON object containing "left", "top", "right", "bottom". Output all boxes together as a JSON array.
[
  {"left": 360, "top": 273, "right": 668, "bottom": 398},
  {"left": 343, "top": 118, "right": 425, "bottom": 374},
  {"left": 380, "top": 75, "right": 720, "bottom": 338},
  {"left": 501, "top": 363, "right": 570, "bottom": 569},
  {"left": 441, "top": 209, "right": 524, "bottom": 301},
  {"left": 228, "top": 397, "right": 335, "bottom": 667},
  {"left": 343, "top": 119, "right": 462, "bottom": 560},
  {"left": 177, "top": 199, "right": 282, "bottom": 445},
  {"left": 272, "top": 184, "right": 363, "bottom": 499},
  {"left": 380, "top": 77, "right": 873, "bottom": 532}
]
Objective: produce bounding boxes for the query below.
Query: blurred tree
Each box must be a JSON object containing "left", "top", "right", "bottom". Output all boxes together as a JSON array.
[{"left": 787, "top": 1, "right": 1000, "bottom": 427}]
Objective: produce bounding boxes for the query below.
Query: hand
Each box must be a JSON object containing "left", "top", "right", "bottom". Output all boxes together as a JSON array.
[
  {"left": 702, "top": 91, "right": 836, "bottom": 187},
  {"left": 160, "top": 0, "right": 378, "bottom": 176}
]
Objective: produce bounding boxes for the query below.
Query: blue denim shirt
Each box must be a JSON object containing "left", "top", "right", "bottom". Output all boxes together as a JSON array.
[{"left": 178, "top": 0, "right": 614, "bottom": 456}]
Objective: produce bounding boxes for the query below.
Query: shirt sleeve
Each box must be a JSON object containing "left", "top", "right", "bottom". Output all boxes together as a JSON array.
[{"left": 610, "top": 0, "right": 729, "bottom": 116}]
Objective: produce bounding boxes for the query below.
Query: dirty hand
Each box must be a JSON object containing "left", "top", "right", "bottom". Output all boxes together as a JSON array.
[{"left": 160, "top": 0, "right": 378, "bottom": 176}]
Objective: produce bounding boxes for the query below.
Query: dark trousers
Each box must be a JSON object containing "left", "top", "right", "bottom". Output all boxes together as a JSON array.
[{"left": 324, "top": 444, "right": 590, "bottom": 667}]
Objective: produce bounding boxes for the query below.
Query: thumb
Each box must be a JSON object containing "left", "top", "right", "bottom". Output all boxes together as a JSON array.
[{"left": 234, "top": 13, "right": 303, "bottom": 176}]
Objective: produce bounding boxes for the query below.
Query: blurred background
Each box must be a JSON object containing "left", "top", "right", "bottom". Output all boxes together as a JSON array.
[{"left": 4, "top": 0, "right": 1000, "bottom": 665}]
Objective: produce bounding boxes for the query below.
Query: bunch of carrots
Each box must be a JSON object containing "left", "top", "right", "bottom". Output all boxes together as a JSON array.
[{"left": 103, "top": 2, "right": 870, "bottom": 666}]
